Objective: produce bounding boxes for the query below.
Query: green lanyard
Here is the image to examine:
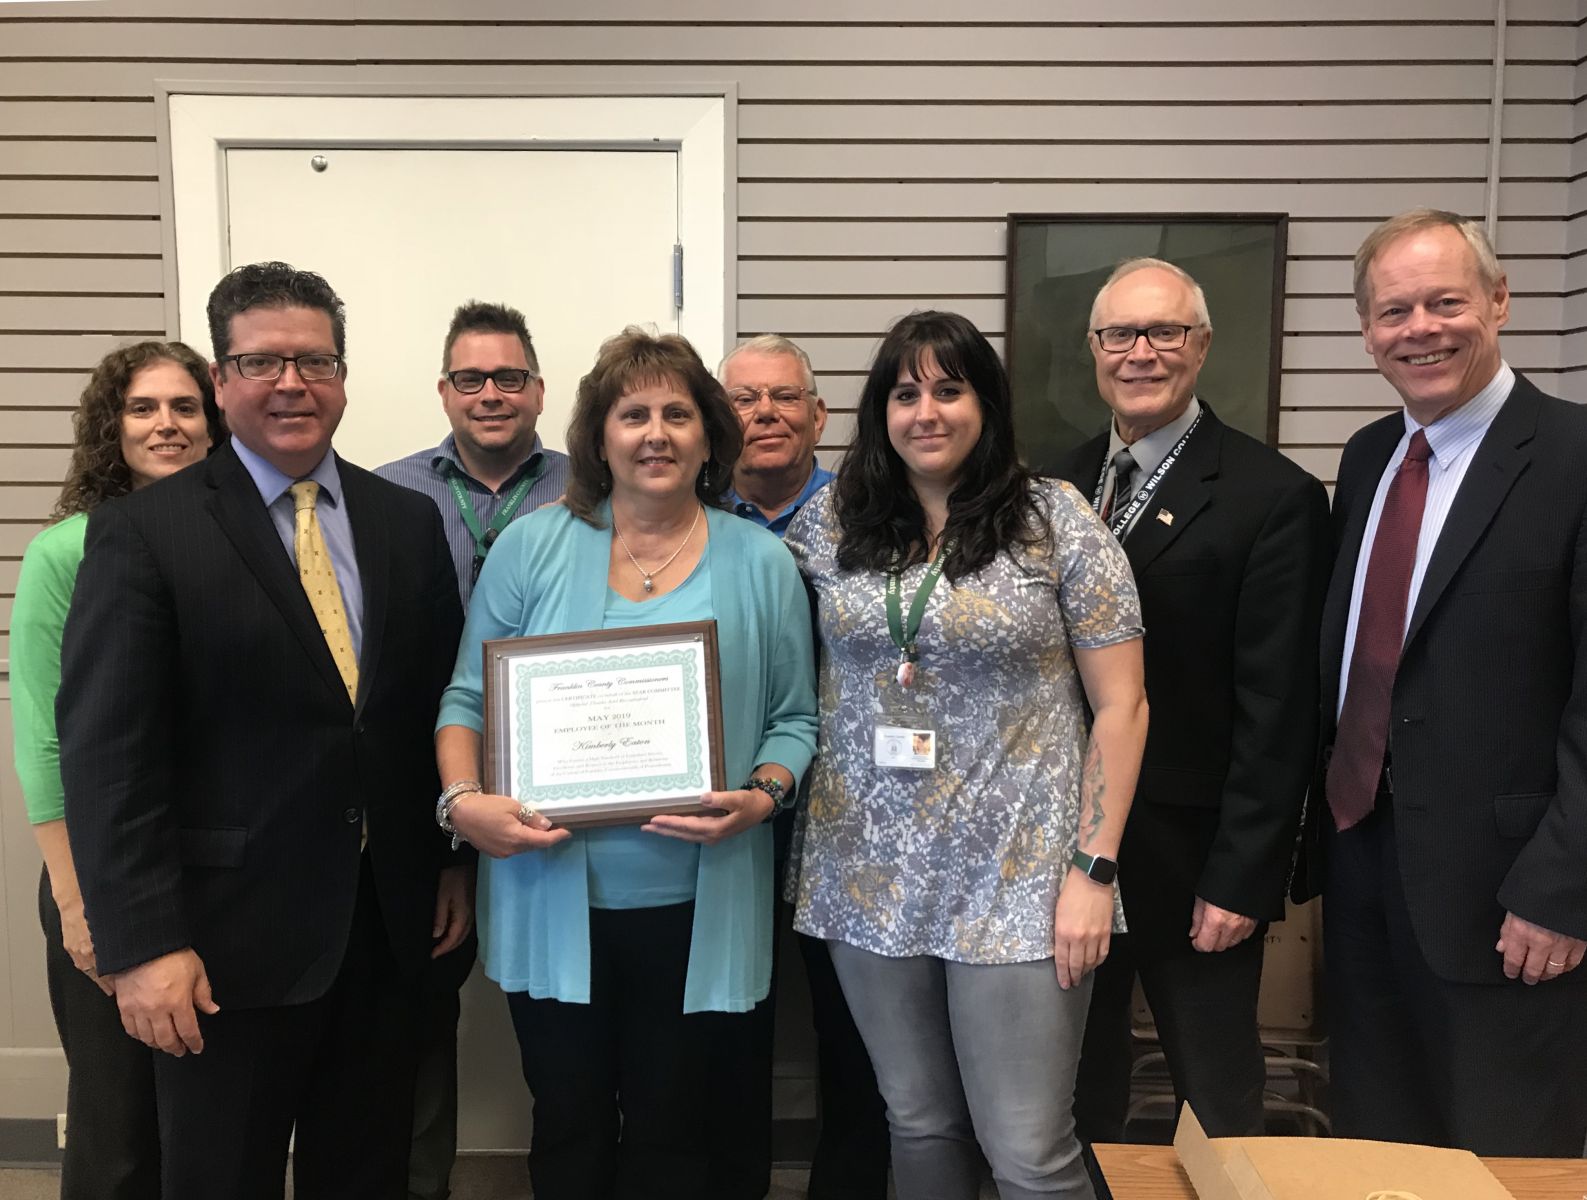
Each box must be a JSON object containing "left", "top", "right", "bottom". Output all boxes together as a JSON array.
[
  {"left": 886, "top": 538, "right": 956, "bottom": 678},
  {"left": 443, "top": 457, "right": 545, "bottom": 564}
]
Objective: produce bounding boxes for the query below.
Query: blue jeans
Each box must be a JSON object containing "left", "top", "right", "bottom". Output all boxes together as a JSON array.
[{"left": 828, "top": 943, "right": 1096, "bottom": 1200}]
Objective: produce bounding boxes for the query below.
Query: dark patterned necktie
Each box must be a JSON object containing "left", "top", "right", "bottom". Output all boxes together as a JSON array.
[
  {"left": 1101, "top": 448, "right": 1138, "bottom": 524},
  {"left": 1327, "top": 430, "right": 1432, "bottom": 830}
]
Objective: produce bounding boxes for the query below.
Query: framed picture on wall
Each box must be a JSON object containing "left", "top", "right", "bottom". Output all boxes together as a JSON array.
[{"left": 1005, "top": 213, "right": 1288, "bottom": 474}]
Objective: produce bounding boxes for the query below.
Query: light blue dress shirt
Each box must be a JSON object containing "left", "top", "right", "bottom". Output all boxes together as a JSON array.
[
  {"left": 1337, "top": 363, "right": 1513, "bottom": 716},
  {"left": 232, "top": 439, "right": 364, "bottom": 659}
]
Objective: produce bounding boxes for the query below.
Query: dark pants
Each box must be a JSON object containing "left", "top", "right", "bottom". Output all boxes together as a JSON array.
[
  {"left": 1074, "top": 929, "right": 1267, "bottom": 1143},
  {"left": 796, "top": 926, "right": 891, "bottom": 1200},
  {"left": 39, "top": 868, "right": 161, "bottom": 1200},
  {"left": 1324, "top": 801, "right": 1587, "bottom": 1156},
  {"left": 153, "top": 858, "right": 423, "bottom": 1199},
  {"left": 505, "top": 903, "right": 763, "bottom": 1200},
  {"left": 408, "top": 932, "right": 477, "bottom": 1200}
]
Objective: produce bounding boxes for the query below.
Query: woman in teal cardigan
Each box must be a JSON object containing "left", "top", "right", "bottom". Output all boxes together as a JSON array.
[
  {"left": 11, "top": 341, "right": 224, "bottom": 1199},
  {"left": 436, "top": 327, "right": 816, "bottom": 1200}
]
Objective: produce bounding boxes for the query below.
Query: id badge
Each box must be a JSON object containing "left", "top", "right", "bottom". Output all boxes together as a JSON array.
[{"left": 873, "top": 719, "right": 938, "bottom": 770}]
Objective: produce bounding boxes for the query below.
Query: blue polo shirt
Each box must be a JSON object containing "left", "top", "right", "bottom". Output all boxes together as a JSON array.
[{"left": 726, "top": 463, "right": 834, "bottom": 537}]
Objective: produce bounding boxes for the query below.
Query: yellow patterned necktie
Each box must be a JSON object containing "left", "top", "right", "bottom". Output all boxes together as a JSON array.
[{"left": 289, "top": 480, "right": 359, "bottom": 703}]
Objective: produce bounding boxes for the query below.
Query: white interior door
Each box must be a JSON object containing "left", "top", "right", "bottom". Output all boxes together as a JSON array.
[
  {"left": 224, "top": 147, "right": 680, "bottom": 469},
  {"left": 222, "top": 146, "right": 680, "bottom": 1151}
]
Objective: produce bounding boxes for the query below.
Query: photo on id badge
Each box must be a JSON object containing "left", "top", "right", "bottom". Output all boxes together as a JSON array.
[{"left": 873, "top": 670, "right": 939, "bottom": 770}]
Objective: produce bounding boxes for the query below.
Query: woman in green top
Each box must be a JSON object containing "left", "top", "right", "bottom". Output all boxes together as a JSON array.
[{"left": 11, "top": 341, "right": 223, "bottom": 1199}]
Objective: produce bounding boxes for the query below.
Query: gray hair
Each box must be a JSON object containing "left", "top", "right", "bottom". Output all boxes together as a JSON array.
[
  {"left": 717, "top": 334, "right": 818, "bottom": 393},
  {"left": 1353, "top": 208, "right": 1504, "bottom": 315},
  {"left": 1087, "top": 257, "right": 1213, "bottom": 332}
]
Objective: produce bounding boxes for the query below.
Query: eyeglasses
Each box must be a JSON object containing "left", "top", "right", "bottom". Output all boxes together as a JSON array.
[
  {"left": 726, "top": 385, "right": 813, "bottom": 412},
  {"left": 220, "top": 353, "right": 344, "bottom": 381},
  {"left": 445, "top": 369, "right": 536, "bottom": 395},
  {"left": 1092, "top": 325, "right": 1198, "bottom": 353}
]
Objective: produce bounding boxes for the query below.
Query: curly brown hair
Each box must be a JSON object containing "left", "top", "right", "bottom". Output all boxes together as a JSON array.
[
  {"left": 51, "top": 341, "right": 225, "bottom": 521},
  {"left": 563, "top": 327, "right": 741, "bottom": 526}
]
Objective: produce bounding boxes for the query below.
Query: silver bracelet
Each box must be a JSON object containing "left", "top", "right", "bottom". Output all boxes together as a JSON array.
[{"left": 436, "top": 779, "right": 483, "bottom": 846}]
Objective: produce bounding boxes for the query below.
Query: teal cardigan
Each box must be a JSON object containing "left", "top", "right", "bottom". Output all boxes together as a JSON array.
[{"left": 437, "top": 501, "right": 817, "bottom": 1012}]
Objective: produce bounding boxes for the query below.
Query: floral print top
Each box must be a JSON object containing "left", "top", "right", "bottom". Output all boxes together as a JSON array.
[{"left": 783, "top": 478, "right": 1143, "bottom": 963}]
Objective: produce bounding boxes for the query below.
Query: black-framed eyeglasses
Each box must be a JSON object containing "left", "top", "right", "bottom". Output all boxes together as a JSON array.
[
  {"left": 220, "top": 353, "right": 344, "bottom": 381},
  {"left": 445, "top": 369, "right": 536, "bottom": 395},
  {"left": 726, "top": 385, "right": 812, "bottom": 412},
  {"left": 1092, "top": 325, "right": 1198, "bottom": 353}
]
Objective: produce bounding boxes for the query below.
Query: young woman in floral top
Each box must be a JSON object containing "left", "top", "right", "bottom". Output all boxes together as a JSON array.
[{"left": 785, "top": 311, "right": 1148, "bottom": 1200}]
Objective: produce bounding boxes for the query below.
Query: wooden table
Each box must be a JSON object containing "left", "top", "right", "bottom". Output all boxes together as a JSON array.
[{"left": 1093, "top": 1143, "right": 1587, "bottom": 1199}]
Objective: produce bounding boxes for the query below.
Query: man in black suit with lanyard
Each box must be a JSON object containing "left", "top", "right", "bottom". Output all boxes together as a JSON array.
[
  {"left": 59, "top": 262, "right": 466, "bottom": 1198},
  {"left": 1063, "top": 258, "right": 1330, "bottom": 1141},
  {"left": 1295, "top": 209, "right": 1587, "bottom": 1154}
]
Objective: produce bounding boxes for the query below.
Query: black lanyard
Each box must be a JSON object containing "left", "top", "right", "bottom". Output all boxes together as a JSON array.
[
  {"left": 1089, "top": 412, "right": 1201, "bottom": 540},
  {"left": 886, "top": 538, "right": 956, "bottom": 666},
  {"left": 443, "top": 457, "right": 545, "bottom": 568}
]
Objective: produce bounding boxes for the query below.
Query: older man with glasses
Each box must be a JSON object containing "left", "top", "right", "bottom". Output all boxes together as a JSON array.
[
  {"left": 1059, "top": 258, "right": 1330, "bottom": 1145},
  {"left": 376, "top": 300, "right": 568, "bottom": 1200},
  {"left": 713, "top": 335, "right": 890, "bottom": 1200}
]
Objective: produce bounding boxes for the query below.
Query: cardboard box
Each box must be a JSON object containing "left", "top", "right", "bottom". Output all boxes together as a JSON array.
[{"left": 1173, "top": 1105, "right": 1516, "bottom": 1200}]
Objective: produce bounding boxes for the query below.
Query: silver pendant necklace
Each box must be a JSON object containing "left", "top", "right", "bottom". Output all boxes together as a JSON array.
[{"left": 613, "top": 504, "right": 703, "bottom": 593}]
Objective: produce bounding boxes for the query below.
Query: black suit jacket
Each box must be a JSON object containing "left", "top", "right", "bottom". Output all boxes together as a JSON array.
[
  {"left": 59, "top": 444, "right": 463, "bottom": 1009},
  {"left": 1296, "top": 374, "right": 1587, "bottom": 983},
  {"left": 1058, "top": 405, "right": 1330, "bottom": 956}
]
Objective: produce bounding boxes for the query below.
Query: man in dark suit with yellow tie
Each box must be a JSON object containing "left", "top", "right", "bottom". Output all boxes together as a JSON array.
[
  {"left": 1297, "top": 209, "right": 1587, "bottom": 1154},
  {"left": 59, "top": 262, "right": 466, "bottom": 1198}
]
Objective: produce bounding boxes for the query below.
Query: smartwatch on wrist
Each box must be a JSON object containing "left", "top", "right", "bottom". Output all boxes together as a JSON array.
[{"left": 1071, "top": 849, "right": 1118, "bottom": 886}]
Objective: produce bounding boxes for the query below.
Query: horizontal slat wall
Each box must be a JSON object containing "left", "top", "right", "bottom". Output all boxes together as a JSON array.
[
  {"left": 0, "top": 0, "right": 1577, "bottom": 652},
  {"left": 1564, "top": 24, "right": 1587, "bottom": 403}
]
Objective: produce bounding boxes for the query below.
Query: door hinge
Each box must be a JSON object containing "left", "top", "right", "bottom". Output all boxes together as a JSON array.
[{"left": 672, "top": 243, "right": 684, "bottom": 314}]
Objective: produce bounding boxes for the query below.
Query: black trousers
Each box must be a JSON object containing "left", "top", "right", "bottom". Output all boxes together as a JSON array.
[
  {"left": 795, "top": 924, "right": 891, "bottom": 1199},
  {"left": 153, "top": 858, "right": 423, "bottom": 1200},
  {"left": 505, "top": 903, "right": 763, "bottom": 1200},
  {"left": 1074, "top": 928, "right": 1267, "bottom": 1143},
  {"left": 1324, "top": 801, "right": 1587, "bottom": 1156},
  {"left": 39, "top": 868, "right": 161, "bottom": 1200},
  {"left": 407, "top": 931, "right": 477, "bottom": 1200}
]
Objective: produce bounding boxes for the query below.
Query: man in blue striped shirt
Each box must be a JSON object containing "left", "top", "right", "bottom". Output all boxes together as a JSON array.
[{"left": 376, "top": 301, "right": 568, "bottom": 1200}]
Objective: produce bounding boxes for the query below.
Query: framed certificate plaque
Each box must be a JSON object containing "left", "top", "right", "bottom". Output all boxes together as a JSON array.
[{"left": 482, "top": 620, "right": 727, "bottom": 828}]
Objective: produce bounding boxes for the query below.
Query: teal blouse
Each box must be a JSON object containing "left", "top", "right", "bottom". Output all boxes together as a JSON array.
[{"left": 438, "top": 502, "right": 817, "bottom": 1013}]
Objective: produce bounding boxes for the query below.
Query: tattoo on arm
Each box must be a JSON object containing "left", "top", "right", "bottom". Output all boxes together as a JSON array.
[{"left": 1080, "top": 738, "right": 1106, "bottom": 848}]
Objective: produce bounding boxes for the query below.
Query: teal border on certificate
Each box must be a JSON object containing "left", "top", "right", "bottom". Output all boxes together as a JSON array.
[{"left": 513, "top": 649, "right": 706, "bottom": 801}]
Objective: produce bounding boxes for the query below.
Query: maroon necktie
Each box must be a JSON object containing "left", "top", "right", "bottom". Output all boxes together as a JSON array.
[{"left": 1327, "top": 430, "right": 1433, "bottom": 830}]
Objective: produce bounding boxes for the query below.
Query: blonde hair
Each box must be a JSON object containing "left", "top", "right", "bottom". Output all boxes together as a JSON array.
[{"left": 1353, "top": 209, "right": 1503, "bottom": 314}]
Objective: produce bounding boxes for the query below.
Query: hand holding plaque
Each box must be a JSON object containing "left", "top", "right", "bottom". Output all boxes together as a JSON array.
[{"left": 482, "top": 620, "right": 728, "bottom": 829}]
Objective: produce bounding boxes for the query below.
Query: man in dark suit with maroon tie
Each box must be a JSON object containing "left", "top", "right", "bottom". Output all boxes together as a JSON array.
[{"left": 1296, "top": 208, "right": 1587, "bottom": 1155}]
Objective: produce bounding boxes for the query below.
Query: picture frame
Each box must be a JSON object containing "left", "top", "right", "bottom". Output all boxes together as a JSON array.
[{"left": 482, "top": 620, "right": 727, "bottom": 828}]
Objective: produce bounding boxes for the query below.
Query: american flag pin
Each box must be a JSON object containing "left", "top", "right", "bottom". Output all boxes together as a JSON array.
[{"left": 1156, "top": 509, "right": 1175, "bottom": 526}]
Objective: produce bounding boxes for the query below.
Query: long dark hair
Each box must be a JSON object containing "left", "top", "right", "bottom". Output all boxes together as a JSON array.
[
  {"left": 562, "top": 326, "right": 741, "bottom": 527},
  {"left": 51, "top": 341, "right": 225, "bottom": 521},
  {"left": 833, "top": 310, "right": 1049, "bottom": 581}
]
